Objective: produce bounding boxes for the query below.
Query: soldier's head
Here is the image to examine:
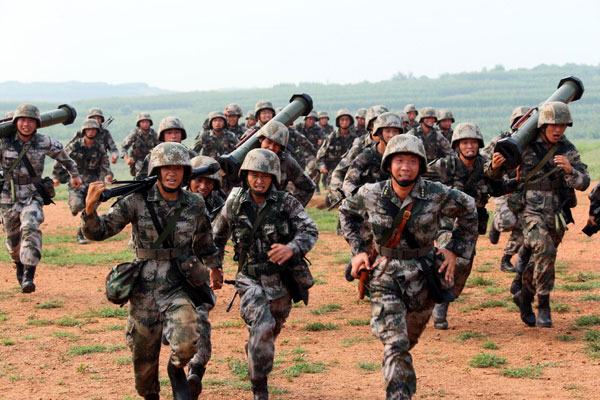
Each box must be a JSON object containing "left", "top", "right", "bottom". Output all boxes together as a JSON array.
[
  {"left": 158, "top": 116, "right": 187, "bottom": 142},
  {"left": 136, "top": 112, "right": 153, "bottom": 131},
  {"left": 189, "top": 155, "right": 221, "bottom": 198},
  {"left": 397, "top": 111, "right": 409, "bottom": 131},
  {"left": 87, "top": 107, "right": 105, "bottom": 125},
  {"left": 255, "top": 100, "right": 275, "bottom": 124},
  {"left": 304, "top": 110, "right": 318, "bottom": 129},
  {"left": 537, "top": 101, "right": 572, "bottom": 144},
  {"left": 13, "top": 104, "right": 41, "bottom": 137},
  {"left": 366, "top": 105, "right": 388, "bottom": 132},
  {"left": 239, "top": 148, "right": 280, "bottom": 196},
  {"left": 403, "top": 104, "right": 418, "bottom": 123},
  {"left": 372, "top": 113, "right": 403, "bottom": 148},
  {"left": 225, "top": 103, "right": 242, "bottom": 128},
  {"left": 257, "top": 121, "right": 289, "bottom": 155},
  {"left": 451, "top": 122, "right": 484, "bottom": 161},
  {"left": 245, "top": 111, "right": 257, "bottom": 127},
  {"left": 149, "top": 142, "right": 192, "bottom": 193},
  {"left": 317, "top": 111, "right": 329, "bottom": 127},
  {"left": 355, "top": 108, "right": 367, "bottom": 128},
  {"left": 510, "top": 106, "right": 530, "bottom": 131},
  {"left": 81, "top": 118, "right": 100, "bottom": 140},
  {"left": 335, "top": 109, "right": 354, "bottom": 130},
  {"left": 437, "top": 109, "right": 454, "bottom": 131},
  {"left": 418, "top": 107, "right": 437, "bottom": 130},
  {"left": 208, "top": 111, "right": 227, "bottom": 133},
  {"left": 381, "top": 135, "right": 427, "bottom": 187}
]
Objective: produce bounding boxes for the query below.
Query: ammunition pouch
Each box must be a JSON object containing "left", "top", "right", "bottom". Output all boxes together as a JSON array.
[
  {"left": 241, "top": 262, "right": 280, "bottom": 278},
  {"left": 35, "top": 177, "right": 56, "bottom": 205},
  {"left": 507, "top": 191, "right": 525, "bottom": 213},
  {"left": 476, "top": 207, "right": 489, "bottom": 235},
  {"left": 418, "top": 254, "right": 455, "bottom": 304},
  {"left": 105, "top": 261, "right": 143, "bottom": 305},
  {"left": 177, "top": 254, "right": 210, "bottom": 288}
]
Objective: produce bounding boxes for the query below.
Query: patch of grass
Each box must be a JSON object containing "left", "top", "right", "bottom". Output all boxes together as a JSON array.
[
  {"left": 27, "top": 316, "right": 53, "bottom": 326},
  {"left": 574, "top": 315, "right": 600, "bottom": 327},
  {"left": 314, "top": 278, "right": 327, "bottom": 285},
  {"left": 469, "top": 352, "right": 506, "bottom": 368},
  {"left": 348, "top": 318, "right": 370, "bottom": 326},
  {"left": 332, "top": 253, "right": 351, "bottom": 264},
  {"left": 213, "top": 319, "right": 243, "bottom": 329},
  {"left": 466, "top": 276, "right": 494, "bottom": 287},
  {"left": 35, "top": 299, "right": 64, "bottom": 309},
  {"left": 584, "top": 330, "right": 600, "bottom": 342},
  {"left": 559, "top": 281, "right": 600, "bottom": 291},
  {"left": 68, "top": 345, "right": 106, "bottom": 355},
  {"left": 52, "top": 331, "right": 79, "bottom": 340},
  {"left": 228, "top": 357, "right": 249, "bottom": 381},
  {"left": 42, "top": 234, "right": 76, "bottom": 245},
  {"left": 563, "top": 271, "right": 600, "bottom": 282},
  {"left": 106, "top": 324, "right": 124, "bottom": 331},
  {"left": 81, "top": 307, "right": 128, "bottom": 319},
  {"left": 556, "top": 334, "right": 576, "bottom": 342},
  {"left": 41, "top": 247, "right": 132, "bottom": 267},
  {"left": 500, "top": 364, "right": 544, "bottom": 379},
  {"left": 357, "top": 361, "right": 379, "bottom": 371},
  {"left": 457, "top": 331, "right": 484, "bottom": 341},
  {"left": 482, "top": 340, "right": 498, "bottom": 350},
  {"left": 310, "top": 303, "right": 342, "bottom": 315},
  {"left": 108, "top": 344, "right": 127, "bottom": 352},
  {"left": 203, "top": 377, "right": 252, "bottom": 391},
  {"left": 283, "top": 361, "right": 326, "bottom": 379},
  {"left": 580, "top": 294, "right": 600, "bottom": 301},
  {"left": 304, "top": 322, "right": 339, "bottom": 331},
  {"left": 0, "top": 309, "right": 7, "bottom": 322},
  {"left": 55, "top": 317, "right": 81, "bottom": 327},
  {"left": 341, "top": 336, "right": 374, "bottom": 347},
  {"left": 1, "top": 338, "right": 15, "bottom": 346},
  {"left": 306, "top": 208, "right": 338, "bottom": 232},
  {"left": 551, "top": 301, "right": 571, "bottom": 313},
  {"left": 484, "top": 286, "right": 504, "bottom": 295}
]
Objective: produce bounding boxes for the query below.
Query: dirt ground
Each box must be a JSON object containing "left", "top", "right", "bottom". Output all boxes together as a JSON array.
[{"left": 0, "top": 186, "right": 599, "bottom": 400}]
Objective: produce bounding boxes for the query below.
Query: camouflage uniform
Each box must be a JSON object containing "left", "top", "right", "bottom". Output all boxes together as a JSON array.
[
  {"left": 225, "top": 103, "right": 246, "bottom": 139},
  {"left": 339, "top": 135, "right": 477, "bottom": 399},
  {"left": 354, "top": 108, "right": 368, "bottom": 137},
  {"left": 590, "top": 183, "right": 600, "bottom": 211},
  {"left": 81, "top": 143, "right": 220, "bottom": 398},
  {"left": 294, "top": 113, "right": 324, "bottom": 170},
  {"left": 317, "top": 111, "right": 334, "bottom": 136},
  {"left": 245, "top": 111, "right": 257, "bottom": 130},
  {"left": 69, "top": 108, "right": 119, "bottom": 160},
  {"left": 317, "top": 110, "right": 358, "bottom": 188},
  {"left": 189, "top": 155, "right": 225, "bottom": 223},
  {"left": 286, "top": 126, "right": 315, "bottom": 168},
  {"left": 404, "top": 104, "right": 419, "bottom": 130},
  {"left": 406, "top": 108, "right": 452, "bottom": 162},
  {"left": 193, "top": 112, "right": 238, "bottom": 158},
  {"left": 120, "top": 127, "right": 160, "bottom": 177},
  {"left": 213, "top": 148, "right": 318, "bottom": 398}
]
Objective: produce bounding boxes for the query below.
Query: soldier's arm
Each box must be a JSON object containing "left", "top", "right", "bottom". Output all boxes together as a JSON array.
[
  {"left": 46, "top": 137, "right": 80, "bottom": 179},
  {"left": 100, "top": 147, "right": 113, "bottom": 180},
  {"left": 192, "top": 198, "right": 221, "bottom": 269},
  {"left": 316, "top": 138, "right": 330, "bottom": 170},
  {"left": 103, "top": 129, "right": 119, "bottom": 157},
  {"left": 212, "top": 192, "right": 235, "bottom": 262},
  {"left": 590, "top": 183, "right": 600, "bottom": 210},
  {"left": 342, "top": 154, "right": 369, "bottom": 197},
  {"left": 563, "top": 148, "right": 590, "bottom": 191},
  {"left": 426, "top": 155, "right": 453, "bottom": 184},
  {"left": 439, "top": 186, "right": 478, "bottom": 260},
  {"left": 285, "top": 157, "right": 315, "bottom": 207},
  {"left": 134, "top": 154, "right": 151, "bottom": 181},
  {"left": 81, "top": 194, "right": 133, "bottom": 241},
  {"left": 119, "top": 132, "right": 135, "bottom": 158},
  {"left": 283, "top": 193, "right": 318, "bottom": 256},
  {"left": 338, "top": 186, "right": 368, "bottom": 255}
]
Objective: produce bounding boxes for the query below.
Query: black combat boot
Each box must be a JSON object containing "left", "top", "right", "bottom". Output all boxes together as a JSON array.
[
  {"left": 187, "top": 363, "right": 205, "bottom": 400},
  {"left": 488, "top": 224, "right": 500, "bottom": 244},
  {"left": 21, "top": 265, "right": 37, "bottom": 293},
  {"left": 500, "top": 254, "right": 516, "bottom": 273},
  {"left": 536, "top": 294, "right": 552, "bottom": 328},
  {"left": 432, "top": 302, "right": 449, "bottom": 330},
  {"left": 76, "top": 228, "right": 89, "bottom": 245},
  {"left": 509, "top": 272, "right": 522, "bottom": 295},
  {"left": 15, "top": 262, "right": 24, "bottom": 286},
  {"left": 143, "top": 394, "right": 159, "bottom": 400},
  {"left": 513, "top": 288, "right": 536, "bottom": 327},
  {"left": 167, "top": 359, "right": 190, "bottom": 400},
  {"left": 252, "top": 378, "right": 268, "bottom": 400}
]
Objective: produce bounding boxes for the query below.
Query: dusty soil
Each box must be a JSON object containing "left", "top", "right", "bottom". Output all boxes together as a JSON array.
[{"left": 0, "top": 186, "right": 599, "bottom": 400}]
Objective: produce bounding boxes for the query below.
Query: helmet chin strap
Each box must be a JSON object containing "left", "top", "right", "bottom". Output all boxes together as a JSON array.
[
  {"left": 459, "top": 149, "right": 477, "bottom": 160},
  {"left": 159, "top": 177, "right": 182, "bottom": 193},
  {"left": 391, "top": 173, "right": 416, "bottom": 188},
  {"left": 249, "top": 186, "right": 270, "bottom": 197}
]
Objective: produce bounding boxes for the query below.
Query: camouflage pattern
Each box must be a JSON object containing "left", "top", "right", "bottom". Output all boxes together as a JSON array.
[
  {"left": 294, "top": 119, "right": 325, "bottom": 155},
  {"left": 245, "top": 110, "right": 257, "bottom": 127},
  {"left": 192, "top": 126, "right": 238, "bottom": 159},
  {"left": 69, "top": 127, "right": 119, "bottom": 159},
  {"left": 316, "top": 129, "right": 358, "bottom": 175},
  {"left": 225, "top": 103, "right": 243, "bottom": 116},
  {"left": 136, "top": 112, "right": 153, "bottom": 127},
  {"left": 342, "top": 142, "right": 388, "bottom": 198},
  {"left": 590, "top": 182, "right": 600, "bottom": 210},
  {"left": 437, "top": 109, "right": 455, "bottom": 142},
  {"left": 286, "top": 126, "right": 315, "bottom": 167},
  {"left": 510, "top": 106, "right": 530, "bottom": 128},
  {"left": 492, "top": 195, "right": 524, "bottom": 256},
  {"left": 437, "top": 109, "right": 455, "bottom": 123},
  {"left": 202, "top": 190, "right": 226, "bottom": 222},
  {"left": 239, "top": 148, "right": 281, "bottom": 185},
  {"left": 257, "top": 121, "right": 289, "bottom": 147},
  {"left": 120, "top": 126, "right": 160, "bottom": 176},
  {"left": 335, "top": 108, "right": 354, "bottom": 127},
  {"left": 366, "top": 105, "right": 389, "bottom": 131},
  {"left": 135, "top": 147, "right": 196, "bottom": 182},
  {"left": 228, "top": 123, "right": 246, "bottom": 139},
  {"left": 81, "top": 184, "right": 219, "bottom": 397},
  {"left": 406, "top": 125, "right": 453, "bottom": 162},
  {"left": 418, "top": 107, "right": 437, "bottom": 122},
  {"left": 355, "top": 108, "right": 367, "bottom": 119},
  {"left": 208, "top": 111, "right": 227, "bottom": 128},
  {"left": 190, "top": 155, "right": 222, "bottom": 188},
  {"left": 13, "top": 104, "right": 41, "bottom": 125},
  {"left": 80, "top": 118, "right": 100, "bottom": 131},
  {"left": 339, "top": 178, "right": 477, "bottom": 398},
  {"left": 254, "top": 100, "right": 275, "bottom": 119},
  {"left": 450, "top": 122, "right": 484, "bottom": 148},
  {"left": 148, "top": 142, "right": 192, "bottom": 177},
  {"left": 189, "top": 155, "right": 224, "bottom": 220},
  {"left": 4, "top": 112, "right": 14, "bottom": 119},
  {"left": 87, "top": 107, "right": 104, "bottom": 121},
  {"left": 278, "top": 151, "right": 315, "bottom": 207},
  {"left": 317, "top": 111, "right": 334, "bottom": 135},
  {"left": 404, "top": 104, "right": 419, "bottom": 129},
  {"left": 537, "top": 101, "right": 573, "bottom": 127},
  {"left": 372, "top": 112, "right": 404, "bottom": 137},
  {"left": 317, "top": 111, "right": 329, "bottom": 120},
  {"left": 158, "top": 116, "right": 187, "bottom": 141},
  {"left": 403, "top": 104, "right": 417, "bottom": 115}
]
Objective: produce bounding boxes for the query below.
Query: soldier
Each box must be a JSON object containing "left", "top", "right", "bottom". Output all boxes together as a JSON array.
[
  {"left": 82, "top": 142, "right": 222, "bottom": 400},
  {"left": 225, "top": 103, "right": 246, "bottom": 139},
  {"left": 488, "top": 101, "right": 590, "bottom": 328},
  {"left": 245, "top": 111, "right": 257, "bottom": 130},
  {"left": 85, "top": 107, "right": 120, "bottom": 164},
  {"left": 354, "top": 108, "right": 368, "bottom": 136},
  {"left": 52, "top": 118, "right": 113, "bottom": 244},
  {"left": 407, "top": 107, "right": 453, "bottom": 162},
  {"left": 317, "top": 111, "right": 334, "bottom": 135},
  {"left": 188, "top": 155, "right": 225, "bottom": 222},
  {"left": 213, "top": 148, "right": 318, "bottom": 400},
  {"left": 0, "top": 104, "right": 82, "bottom": 292},
  {"left": 428, "top": 123, "right": 503, "bottom": 329},
  {"left": 246, "top": 100, "right": 276, "bottom": 135},
  {"left": 587, "top": 183, "right": 600, "bottom": 232},
  {"left": 436, "top": 109, "right": 455, "bottom": 142},
  {"left": 339, "top": 134, "right": 477, "bottom": 400},
  {"left": 193, "top": 111, "right": 238, "bottom": 158},
  {"left": 294, "top": 110, "right": 324, "bottom": 170},
  {"left": 403, "top": 104, "right": 419, "bottom": 129},
  {"left": 121, "top": 112, "right": 160, "bottom": 177},
  {"left": 257, "top": 121, "right": 316, "bottom": 206}
]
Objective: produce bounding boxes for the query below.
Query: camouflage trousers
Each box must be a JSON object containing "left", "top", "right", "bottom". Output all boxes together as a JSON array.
[
  {"left": 492, "top": 196, "right": 524, "bottom": 256},
  {"left": 67, "top": 183, "right": 90, "bottom": 216},
  {"left": 306, "top": 157, "right": 320, "bottom": 187},
  {"left": 126, "top": 292, "right": 204, "bottom": 397},
  {"left": 437, "top": 227, "right": 475, "bottom": 298},
  {"left": 368, "top": 259, "right": 435, "bottom": 399},
  {"left": 0, "top": 199, "right": 44, "bottom": 266},
  {"left": 520, "top": 212, "right": 565, "bottom": 296},
  {"left": 236, "top": 274, "right": 292, "bottom": 384},
  {"left": 188, "top": 303, "right": 213, "bottom": 368}
]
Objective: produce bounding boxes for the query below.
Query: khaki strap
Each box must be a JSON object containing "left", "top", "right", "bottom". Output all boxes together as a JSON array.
[
  {"left": 135, "top": 247, "right": 184, "bottom": 261},
  {"left": 374, "top": 243, "right": 433, "bottom": 260}
]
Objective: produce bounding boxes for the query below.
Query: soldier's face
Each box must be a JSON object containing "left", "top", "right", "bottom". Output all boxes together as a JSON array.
[
  {"left": 422, "top": 117, "right": 436, "bottom": 128},
  {"left": 84, "top": 128, "right": 98, "bottom": 139},
  {"left": 259, "top": 110, "right": 274, "bottom": 124},
  {"left": 319, "top": 117, "right": 329, "bottom": 126},
  {"left": 356, "top": 117, "right": 365, "bottom": 127},
  {"left": 247, "top": 171, "right": 272, "bottom": 194},
  {"left": 159, "top": 165, "right": 185, "bottom": 189},
  {"left": 226, "top": 115, "right": 240, "bottom": 127},
  {"left": 305, "top": 117, "right": 316, "bottom": 128},
  {"left": 381, "top": 127, "right": 400, "bottom": 144},
  {"left": 260, "top": 137, "right": 282, "bottom": 154},
  {"left": 190, "top": 177, "right": 214, "bottom": 198},
  {"left": 163, "top": 129, "right": 183, "bottom": 143},
  {"left": 247, "top": 118, "right": 257, "bottom": 126},
  {"left": 439, "top": 119, "right": 452, "bottom": 129},
  {"left": 407, "top": 111, "right": 417, "bottom": 121},
  {"left": 212, "top": 118, "right": 225, "bottom": 131},
  {"left": 91, "top": 116, "right": 104, "bottom": 125},
  {"left": 390, "top": 153, "right": 420, "bottom": 182},
  {"left": 16, "top": 117, "right": 37, "bottom": 135},
  {"left": 139, "top": 120, "right": 151, "bottom": 130},
  {"left": 458, "top": 139, "right": 479, "bottom": 158},
  {"left": 543, "top": 124, "right": 567, "bottom": 144},
  {"left": 338, "top": 116, "right": 352, "bottom": 129}
]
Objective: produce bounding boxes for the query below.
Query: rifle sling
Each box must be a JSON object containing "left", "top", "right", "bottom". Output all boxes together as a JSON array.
[
  {"left": 144, "top": 197, "right": 183, "bottom": 250},
  {"left": 2, "top": 141, "right": 32, "bottom": 183},
  {"left": 520, "top": 143, "right": 560, "bottom": 188},
  {"left": 373, "top": 201, "right": 415, "bottom": 279},
  {"left": 238, "top": 199, "right": 273, "bottom": 270}
]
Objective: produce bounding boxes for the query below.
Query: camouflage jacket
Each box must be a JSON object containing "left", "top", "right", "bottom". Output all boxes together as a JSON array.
[
  {"left": 294, "top": 122, "right": 326, "bottom": 150},
  {"left": 589, "top": 183, "right": 600, "bottom": 213},
  {"left": 319, "top": 123, "right": 334, "bottom": 136},
  {"left": 69, "top": 128, "right": 119, "bottom": 158},
  {"left": 193, "top": 129, "right": 238, "bottom": 159},
  {"left": 328, "top": 134, "right": 375, "bottom": 202},
  {"left": 0, "top": 133, "right": 79, "bottom": 205},
  {"left": 120, "top": 128, "right": 159, "bottom": 161},
  {"left": 135, "top": 147, "right": 197, "bottom": 181},
  {"left": 407, "top": 125, "right": 453, "bottom": 162},
  {"left": 228, "top": 124, "right": 246, "bottom": 140},
  {"left": 408, "top": 120, "right": 419, "bottom": 130},
  {"left": 481, "top": 131, "right": 512, "bottom": 160},
  {"left": 52, "top": 137, "right": 112, "bottom": 184},
  {"left": 278, "top": 151, "right": 315, "bottom": 207},
  {"left": 339, "top": 178, "right": 478, "bottom": 260},
  {"left": 288, "top": 127, "right": 315, "bottom": 160},
  {"left": 438, "top": 127, "right": 454, "bottom": 143},
  {"left": 317, "top": 129, "right": 358, "bottom": 171},
  {"left": 342, "top": 143, "right": 388, "bottom": 198},
  {"left": 353, "top": 126, "right": 368, "bottom": 137},
  {"left": 204, "top": 190, "right": 226, "bottom": 223},
  {"left": 81, "top": 185, "right": 220, "bottom": 312}
]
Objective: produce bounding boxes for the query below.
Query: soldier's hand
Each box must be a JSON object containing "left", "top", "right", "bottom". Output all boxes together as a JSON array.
[
  {"left": 111, "top": 155, "right": 118, "bottom": 164},
  {"left": 85, "top": 181, "right": 106, "bottom": 215},
  {"left": 53, "top": 178, "right": 60, "bottom": 187},
  {"left": 106, "top": 175, "right": 113, "bottom": 183},
  {"left": 554, "top": 155, "right": 572, "bottom": 174},
  {"left": 350, "top": 252, "right": 370, "bottom": 279},
  {"left": 516, "top": 165, "right": 521, "bottom": 182},
  {"left": 491, "top": 152, "right": 506, "bottom": 170},
  {"left": 588, "top": 215, "right": 597, "bottom": 226},
  {"left": 267, "top": 244, "right": 293, "bottom": 265},
  {"left": 437, "top": 248, "right": 458, "bottom": 283},
  {"left": 210, "top": 268, "right": 223, "bottom": 290},
  {"left": 320, "top": 168, "right": 328, "bottom": 174},
  {"left": 124, "top": 156, "right": 134, "bottom": 166},
  {"left": 71, "top": 176, "right": 83, "bottom": 190}
]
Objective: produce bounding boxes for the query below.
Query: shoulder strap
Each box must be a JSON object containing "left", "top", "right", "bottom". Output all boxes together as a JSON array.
[
  {"left": 379, "top": 200, "right": 415, "bottom": 245},
  {"left": 522, "top": 143, "right": 560, "bottom": 185},
  {"left": 10, "top": 140, "right": 35, "bottom": 177},
  {"left": 237, "top": 197, "right": 275, "bottom": 269},
  {"left": 144, "top": 196, "right": 183, "bottom": 249}
]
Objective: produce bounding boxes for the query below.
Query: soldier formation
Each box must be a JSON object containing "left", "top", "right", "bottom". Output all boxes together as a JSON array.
[{"left": 0, "top": 94, "right": 596, "bottom": 400}]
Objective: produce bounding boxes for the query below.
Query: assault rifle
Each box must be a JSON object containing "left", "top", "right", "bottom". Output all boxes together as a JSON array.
[{"left": 102, "top": 116, "right": 114, "bottom": 130}]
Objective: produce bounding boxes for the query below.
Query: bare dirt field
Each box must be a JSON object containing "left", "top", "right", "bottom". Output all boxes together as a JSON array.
[{"left": 0, "top": 186, "right": 599, "bottom": 400}]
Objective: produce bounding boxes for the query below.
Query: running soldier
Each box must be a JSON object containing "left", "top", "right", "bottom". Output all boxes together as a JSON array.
[
  {"left": 193, "top": 111, "right": 238, "bottom": 158},
  {"left": 407, "top": 107, "right": 453, "bottom": 162},
  {"left": 70, "top": 107, "right": 120, "bottom": 164},
  {"left": 0, "top": 104, "right": 82, "bottom": 292},
  {"left": 121, "top": 112, "right": 160, "bottom": 177},
  {"left": 403, "top": 104, "right": 419, "bottom": 130},
  {"left": 436, "top": 109, "right": 455, "bottom": 142},
  {"left": 225, "top": 103, "right": 246, "bottom": 139},
  {"left": 188, "top": 156, "right": 225, "bottom": 223},
  {"left": 588, "top": 183, "right": 600, "bottom": 229},
  {"left": 213, "top": 148, "right": 318, "bottom": 400},
  {"left": 243, "top": 100, "right": 276, "bottom": 138}
]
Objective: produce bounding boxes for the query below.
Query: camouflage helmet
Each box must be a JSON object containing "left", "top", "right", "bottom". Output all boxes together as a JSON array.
[
  {"left": 451, "top": 122, "right": 484, "bottom": 148},
  {"left": 381, "top": 134, "right": 427, "bottom": 174},
  {"left": 418, "top": 107, "right": 437, "bottom": 123},
  {"left": 148, "top": 142, "right": 192, "bottom": 178},
  {"left": 225, "top": 103, "right": 242, "bottom": 117},
  {"left": 81, "top": 118, "right": 100, "bottom": 132},
  {"left": 335, "top": 108, "right": 354, "bottom": 127},
  {"left": 305, "top": 110, "right": 318, "bottom": 120},
  {"left": 372, "top": 112, "right": 404, "bottom": 137},
  {"left": 4, "top": 112, "right": 14, "bottom": 119},
  {"left": 403, "top": 104, "right": 418, "bottom": 115},
  {"left": 245, "top": 111, "right": 256, "bottom": 121},
  {"left": 437, "top": 109, "right": 455, "bottom": 123},
  {"left": 254, "top": 100, "right": 275, "bottom": 118},
  {"left": 317, "top": 111, "right": 329, "bottom": 120},
  {"left": 366, "top": 105, "right": 389, "bottom": 131},
  {"left": 397, "top": 111, "right": 409, "bottom": 124},
  {"left": 87, "top": 107, "right": 104, "bottom": 121},
  {"left": 355, "top": 108, "right": 367, "bottom": 119},
  {"left": 190, "top": 155, "right": 222, "bottom": 189},
  {"left": 208, "top": 111, "right": 227, "bottom": 128},
  {"left": 136, "top": 112, "right": 153, "bottom": 127},
  {"left": 257, "top": 120, "right": 289, "bottom": 147},
  {"left": 510, "top": 106, "right": 530, "bottom": 127},
  {"left": 158, "top": 116, "right": 187, "bottom": 141},
  {"left": 239, "top": 148, "right": 281, "bottom": 186},
  {"left": 12, "top": 104, "right": 41, "bottom": 126},
  {"left": 537, "top": 101, "right": 572, "bottom": 128}
]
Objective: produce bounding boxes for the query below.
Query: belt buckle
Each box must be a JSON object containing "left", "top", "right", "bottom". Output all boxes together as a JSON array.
[{"left": 403, "top": 210, "right": 411, "bottom": 220}]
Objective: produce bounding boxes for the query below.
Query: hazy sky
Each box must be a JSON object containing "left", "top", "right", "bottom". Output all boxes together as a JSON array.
[{"left": 1, "top": 0, "right": 598, "bottom": 92}]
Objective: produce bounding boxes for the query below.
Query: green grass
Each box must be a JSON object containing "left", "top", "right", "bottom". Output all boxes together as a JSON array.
[
  {"left": 304, "top": 322, "right": 339, "bottom": 331},
  {"left": 106, "top": 324, "right": 124, "bottom": 331},
  {"left": 213, "top": 319, "right": 244, "bottom": 329},
  {"left": 228, "top": 357, "right": 249, "bottom": 381},
  {"left": 52, "top": 331, "right": 79, "bottom": 340},
  {"left": 466, "top": 276, "right": 494, "bottom": 287},
  {"left": 80, "top": 307, "right": 128, "bottom": 319},
  {"left": 27, "top": 317, "right": 53, "bottom": 326},
  {"left": 563, "top": 271, "right": 600, "bottom": 282},
  {"left": 306, "top": 208, "right": 338, "bottom": 232},
  {"left": 40, "top": 247, "right": 132, "bottom": 267},
  {"left": 68, "top": 345, "right": 106, "bottom": 355},
  {"left": 469, "top": 352, "right": 506, "bottom": 368},
  {"left": 457, "top": 331, "right": 484, "bottom": 341},
  {"left": 310, "top": 303, "right": 342, "bottom": 315},
  {"left": 341, "top": 336, "right": 374, "bottom": 347},
  {"left": 484, "top": 286, "right": 504, "bottom": 295},
  {"left": 55, "top": 317, "right": 81, "bottom": 327},
  {"left": 291, "top": 346, "right": 308, "bottom": 355},
  {"left": 580, "top": 294, "right": 600, "bottom": 301},
  {"left": 556, "top": 334, "right": 576, "bottom": 342},
  {"left": 559, "top": 282, "right": 600, "bottom": 291},
  {"left": 35, "top": 299, "right": 65, "bottom": 309},
  {"left": 114, "top": 356, "right": 132, "bottom": 365},
  {"left": 482, "top": 340, "right": 499, "bottom": 350},
  {"left": 1, "top": 338, "right": 15, "bottom": 346},
  {"left": 551, "top": 301, "right": 571, "bottom": 313},
  {"left": 348, "top": 318, "right": 370, "bottom": 326},
  {"left": 574, "top": 315, "right": 600, "bottom": 327},
  {"left": 283, "top": 361, "right": 326, "bottom": 379},
  {"left": 357, "top": 361, "right": 379, "bottom": 371},
  {"left": 500, "top": 364, "right": 544, "bottom": 379}
]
